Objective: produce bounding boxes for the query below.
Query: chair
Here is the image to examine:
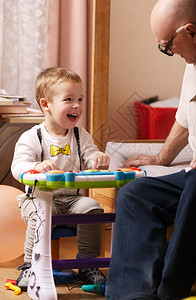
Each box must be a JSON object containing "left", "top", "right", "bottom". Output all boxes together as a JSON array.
[{"left": 51, "top": 225, "right": 77, "bottom": 260}]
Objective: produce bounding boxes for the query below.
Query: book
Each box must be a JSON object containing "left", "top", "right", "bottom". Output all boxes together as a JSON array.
[
  {"left": 0, "top": 94, "right": 31, "bottom": 106},
  {"left": 0, "top": 101, "right": 29, "bottom": 114},
  {"left": 27, "top": 107, "right": 43, "bottom": 114},
  {"left": 0, "top": 97, "right": 15, "bottom": 105},
  {"left": 0, "top": 94, "right": 27, "bottom": 101},
  {"left": 0, "top": 113, "right": 44, "bottom": 118}
]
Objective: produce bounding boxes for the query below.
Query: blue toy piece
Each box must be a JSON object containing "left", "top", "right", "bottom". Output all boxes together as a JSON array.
[
  {"left": 82, "top": 281, "right": 106, "bottom": 296},
  {"left": 53, "top": 270, "right": 78, "bottom": 284}
]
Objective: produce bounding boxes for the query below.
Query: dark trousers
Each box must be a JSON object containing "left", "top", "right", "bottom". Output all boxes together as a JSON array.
[{"left": 106, "top": 169, "right": 196, "bottom": 300}]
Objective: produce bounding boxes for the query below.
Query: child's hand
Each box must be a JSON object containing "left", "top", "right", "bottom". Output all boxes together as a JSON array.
[
  {"left": 34, "top": 160, "right": 60, "bottom": 173},
  {"left": 190, "top": 158, "right": 196, "bottom": 169},
  {"left": 90, "top": 152, "right": 110, "bottom": 169}
]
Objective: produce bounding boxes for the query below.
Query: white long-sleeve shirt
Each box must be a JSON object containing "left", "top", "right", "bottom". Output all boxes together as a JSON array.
[
  {"left": 11, "top": 123, "right": 99, "bottom": 194},
  {"left": 176, "top": 63, "right": 196, "bottom": 129}
]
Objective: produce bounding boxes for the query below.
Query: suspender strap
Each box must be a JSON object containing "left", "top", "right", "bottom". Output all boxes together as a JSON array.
[
  {"left": 73, "top": 127, "right": 82, "bottom": 196},
  {"left": 37, "top": 127, "right": 44, "bottom": 162},
  {"left": 73, "top": 126, "right": 82, "bottom": 171}
]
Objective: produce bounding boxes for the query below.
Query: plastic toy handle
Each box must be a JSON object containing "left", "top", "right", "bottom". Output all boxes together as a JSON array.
[{"left": 4, "top": 282, "right": 21, "bottom": 295}]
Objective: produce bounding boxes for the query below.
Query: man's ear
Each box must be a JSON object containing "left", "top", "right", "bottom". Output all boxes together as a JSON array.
[
  {"left": 185, "top": 23, "right": 196, "bottom": 40},
  {"left": 40, "top": 98, "right": 49, "bottom": 111}
]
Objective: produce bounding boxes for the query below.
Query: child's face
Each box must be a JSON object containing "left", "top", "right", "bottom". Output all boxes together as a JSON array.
[{"left": 44, "top": 80, "right": 84, "bottom": 133}]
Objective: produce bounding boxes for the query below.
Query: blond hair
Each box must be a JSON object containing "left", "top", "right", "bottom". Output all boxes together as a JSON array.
[{"left": 35, "top": 67, "right": 82, "bottom": 107}]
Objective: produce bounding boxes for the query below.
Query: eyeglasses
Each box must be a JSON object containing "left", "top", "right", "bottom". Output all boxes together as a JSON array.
[{"left": 158, "top": 24, "right": 187, "bottom": 56}]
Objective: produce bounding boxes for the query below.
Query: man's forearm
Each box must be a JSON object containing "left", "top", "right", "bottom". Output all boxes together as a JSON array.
[{"left": 157, "top": 120, "right": 189, "bottom": 166}]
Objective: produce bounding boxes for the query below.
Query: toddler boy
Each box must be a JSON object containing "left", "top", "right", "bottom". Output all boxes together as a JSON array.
[{"left": 11, "top": 67, "right": 110, "bottom": 290}]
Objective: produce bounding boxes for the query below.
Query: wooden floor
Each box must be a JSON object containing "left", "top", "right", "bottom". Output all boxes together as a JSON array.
[{"left": 0, "top": 229, "right": 111, "bottom": 299}]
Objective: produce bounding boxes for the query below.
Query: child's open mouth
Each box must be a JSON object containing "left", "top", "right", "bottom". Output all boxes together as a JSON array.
[{"left": 67, "top": 114, "right": 78, "bottom": 121}]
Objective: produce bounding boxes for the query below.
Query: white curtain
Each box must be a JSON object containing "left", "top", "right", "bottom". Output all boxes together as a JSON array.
[{"left": 0, "top": 0, "right": 49, "bottom": 108}]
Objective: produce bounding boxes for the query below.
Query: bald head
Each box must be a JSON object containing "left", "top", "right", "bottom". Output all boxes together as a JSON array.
[{"left": 151, "top": 0, "right": 196, "bottom": 39}]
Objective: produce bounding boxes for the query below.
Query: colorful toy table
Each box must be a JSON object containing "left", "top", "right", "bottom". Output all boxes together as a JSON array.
[{"left": 19, "top": 168, "right": 146, "bottom": 300}]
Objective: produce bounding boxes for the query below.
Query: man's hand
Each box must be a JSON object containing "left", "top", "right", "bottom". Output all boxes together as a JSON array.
[
  {"left": 90, "top": 152, "right": 110, "bottom": 169},
  {"left": 123, "top": 154, "right": 162, "bottom": 168},
  {"left": 124, "top": 121, "right": 189, "bottom": 168},
  {"left": 34, "top": 160, "right": 60, "bottom": 173}
]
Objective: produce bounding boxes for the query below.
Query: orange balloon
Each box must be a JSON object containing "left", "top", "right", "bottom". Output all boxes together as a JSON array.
[{"left": 0, "top": 185, "right": 27, "bottom": 263}]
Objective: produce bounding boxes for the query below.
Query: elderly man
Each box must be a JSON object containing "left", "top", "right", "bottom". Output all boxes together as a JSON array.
[{"left": 106, "top": 0, "right": 196, "bottom": 300}]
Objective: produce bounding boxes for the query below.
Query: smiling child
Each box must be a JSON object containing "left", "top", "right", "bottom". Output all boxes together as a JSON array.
[{"left": 11, "top": 67, "right": 110, "bottom": 290}]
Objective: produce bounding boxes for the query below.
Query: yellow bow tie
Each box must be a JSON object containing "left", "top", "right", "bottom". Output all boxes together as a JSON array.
[{"left": 50, "top": 144, "right": 71, "bottom": 157}]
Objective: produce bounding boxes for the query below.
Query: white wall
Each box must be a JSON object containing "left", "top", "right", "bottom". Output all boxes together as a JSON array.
[{"left": 108, "top": 0, "right": 185, "bottom": 140}]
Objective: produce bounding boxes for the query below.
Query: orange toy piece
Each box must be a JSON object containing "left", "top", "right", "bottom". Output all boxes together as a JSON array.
[
  {"left": 4, "top": 282, "right": 21, "bottom": 295},
  {"left": 47, "top": 170, "right": 65, "bottom": 174}
]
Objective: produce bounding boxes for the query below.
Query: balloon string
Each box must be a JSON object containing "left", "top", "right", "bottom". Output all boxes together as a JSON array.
[{"left": 30, "top": 180, "right": 43, "bottom": 245}]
